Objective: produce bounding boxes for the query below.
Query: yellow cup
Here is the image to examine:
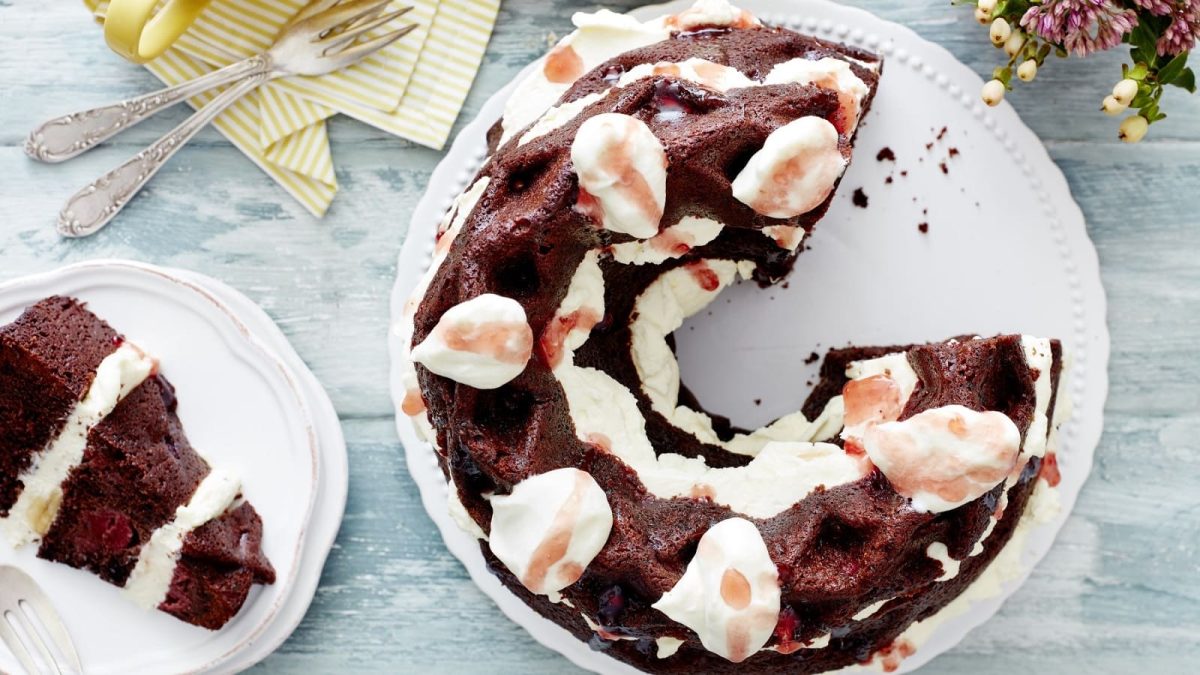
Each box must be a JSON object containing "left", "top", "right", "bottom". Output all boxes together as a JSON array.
[{"left": 103, "top": 0, "right": 214, "bottom": 64}]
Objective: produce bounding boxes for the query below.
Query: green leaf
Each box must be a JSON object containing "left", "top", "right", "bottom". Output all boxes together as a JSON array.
[
  {"left": 1129, "top": 22, "right": 1158, "bottom": 56},
  {"left": 1129, "top": 62, "right": 1150, "bottom": 81},
  {"left": 1131, "top": 91, "right": 1152, "bottom": 108},
  {"left": 1157, "top": 53, "right": 1189, "bottom": 85},
  {"left": 1172, "top": 68, "right": 1196, "bottom": 93}
]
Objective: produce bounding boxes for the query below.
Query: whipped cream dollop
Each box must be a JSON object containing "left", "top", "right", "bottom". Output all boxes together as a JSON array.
[
  {"left": 731, "top": 116, "right": 846, "bottom": 218},
  {"left": 765, "top": 57, "right": 870, "bottom": 133},
  {"left": 500, "top": 11, "right": 671, "bottom": 144},
  {"left": 652, "top": 518, "right": 780, "bottom": 663},
  {"left": 571, "top": 113, "right": 668, "bottom": 238},
  {"left": 840, "top": 352, "right": 920, "bottom": 443},
  {"left": 500, "top": 0, "right": 763, "bottom": 145},
  {"left": 666, "top": 0, "right": 760, "bottom": 31},
  {"left": 489, "top": 468, "right": 613, "bottom": 596},
  {"left": 617, "top": 57, "right": 754, "bottom": 92},
  {"left": 864, "top": 405, "right": 1022, "bottom": 513},
  {"left": 411, "top": 293, "right": 533, "bottom": 390}
]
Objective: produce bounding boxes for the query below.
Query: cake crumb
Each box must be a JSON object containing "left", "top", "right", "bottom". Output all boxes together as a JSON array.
[
  {"left": 852, "top": 188, "right": 869, "bottom": 208},
  {"left": 754, "top": 398, "right": 762, "bottom": 406},
  {"left": 918, "top": 222, "right": 929, "bottom": 233},
  {"left": 924, "top": 142, "right": 933, "bottom": 151},
  {"left": 804, "top": 352, "right": 820, "bottom": 364},
  {"left": 876, "top": 147, "right": 895, "bottom": 162},
  {"left": 900, "top": 170, "right": 908, "bottom": 177},
  {"left": 949, "top": 147, "right": 960, "bottom": 157},
  {"left": 937, "top": 126, "right": 948, "bottom": 141},
  {"left": 939, "top": 161, "right": 949, "bottom": 174},
  {"left": 884, "top": 176, "right": 893, "bottom": 184}
]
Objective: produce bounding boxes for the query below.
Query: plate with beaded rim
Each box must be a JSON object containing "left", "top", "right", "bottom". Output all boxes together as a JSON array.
[
  {"left": 0, "top": 260, "right": 347, "bottom": 674},
  {"left": 389, "top": 0, "right": 1109, "bottom": 672}
]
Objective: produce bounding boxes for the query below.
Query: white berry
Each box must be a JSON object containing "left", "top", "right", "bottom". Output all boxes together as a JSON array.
[
  {"left": 981, "top": 79, "right": 1006, "bottom": 106},
  {"left": 1118, "top": 115, "right": 1148, "bottom": 143},
  {"left": 974, "top": 7, "right": 990, "bottom": 24},
  {"left": 1004, "top": 31, "right": 1026, "bottom": 57},
  {"left": 990, "top": 18, "right": 1012, "bottom": 46},
  {"left": 1101, "top": 95, "right": 1127, "bottom": 116},
  {"left": 1017, "top": 60, "right": 1038, "bottom": 82},
  {"left": 1112, "top": 79, "right": 1138, "bottom": 106},
  {"left": 978, "top": 0, "right": 997, "bottom": 12}
]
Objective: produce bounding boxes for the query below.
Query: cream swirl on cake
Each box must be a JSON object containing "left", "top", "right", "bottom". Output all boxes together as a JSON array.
[{"left": 399, "top": 1, "right": 1070, "bottom": 672}]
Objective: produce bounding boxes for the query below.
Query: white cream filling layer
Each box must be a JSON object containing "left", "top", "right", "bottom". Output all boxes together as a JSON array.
[
  {"left": 656, "top": 636, "right": 685, "bottom": 658},
  {"left": 1020, "top": 335, "right": 1054, "bottom": 461},
  {"left": 925, "top": 542, "right": 962, "bottom": 582},
  {"left": 848, "top": 479, "right": 1061, "bottom": 672},
  {"left": 123, "top": 468, "right": 241, "bottom": 609},
  {"left": 610, "top": 216, "right": 724, "bottom": 265},
  {"left": 630, "top": 260, "right": 845, "bottom": 457},
  {"left": 517, "top": 52, "right": 869, "bottom": 159},
  {"left": 552, "top": 256, "right": 866, "bottom": 519},
  {"left": 396, "top": 177, "right": 492, "bottom": 442},
  {"left": 3, "top": 343, "right": 155, "bottom": 546}
]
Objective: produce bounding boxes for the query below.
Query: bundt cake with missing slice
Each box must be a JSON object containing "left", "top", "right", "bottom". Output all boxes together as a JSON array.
[
  {"left": 0, "top": 296, "right": 274, "bottom": 630},
  {"left": 396, "top": 1, "right": 1070, "bottom": 672}
]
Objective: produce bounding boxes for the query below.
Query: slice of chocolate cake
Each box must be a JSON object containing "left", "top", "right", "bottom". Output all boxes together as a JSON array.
[
  {"left": 0, "top": 296, "right": 274, "bottom": 630},
  {"left": 0, "top": 296, "right": 124, "bottom": 517}
]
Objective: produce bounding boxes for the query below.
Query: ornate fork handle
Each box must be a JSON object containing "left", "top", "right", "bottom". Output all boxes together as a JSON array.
[
  {"left": 58, "top": 75, "right": 268, "bottom": 238},
  {"left": 26, "top": 55, "right": 271, "bottom": 164}
]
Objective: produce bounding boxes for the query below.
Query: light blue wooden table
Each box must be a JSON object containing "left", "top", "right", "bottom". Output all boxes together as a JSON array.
[{"left": 1, "top": 1, "right": 1198, "bottom": 672}]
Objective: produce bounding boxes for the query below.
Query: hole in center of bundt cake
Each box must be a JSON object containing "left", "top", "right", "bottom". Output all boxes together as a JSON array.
[{"left": 670, "top": 277, "right": 827, "bottom": 432}]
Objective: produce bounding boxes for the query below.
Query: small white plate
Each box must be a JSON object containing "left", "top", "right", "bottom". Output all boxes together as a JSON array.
[
  {"left": 0, "top": 260, "right": 348, "bottom": 675},
  {"left": 389, "top": 1, "right": 1109, "bottom": 673}
]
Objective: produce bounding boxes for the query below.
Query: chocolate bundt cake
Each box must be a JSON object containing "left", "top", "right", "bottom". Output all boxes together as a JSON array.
[
  {"left": 0, "top": 297, "right": 274, "bottom": 630},
  {"left": 397, "top": 1, "right": 1070, "bottom": 671}
]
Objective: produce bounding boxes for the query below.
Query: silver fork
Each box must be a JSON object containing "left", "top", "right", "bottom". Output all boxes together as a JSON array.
[
  {"left": 0, "top": 566, "right": 81, "bottom": 675},
  {"left": 34, "top": 0, "right": 416, "bottom": 238}
]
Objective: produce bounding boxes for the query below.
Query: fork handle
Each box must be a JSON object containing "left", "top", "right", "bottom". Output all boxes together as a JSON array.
[
  {"left": 25, "top": 54, "right": 271, "bottom": 164},
  {"left": 58, "top": 74, "right": 266, "bottom": 238}
]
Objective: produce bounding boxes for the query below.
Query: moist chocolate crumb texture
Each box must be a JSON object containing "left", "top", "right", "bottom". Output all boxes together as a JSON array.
[
  {"left": 398, "top": 1, "right": 1071, "bottom": 672},
  {"left": 0, "top": 296, "right": 274, "bottom": 631}
]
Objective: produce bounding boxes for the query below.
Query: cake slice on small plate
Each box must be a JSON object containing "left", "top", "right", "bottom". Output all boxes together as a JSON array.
[{"left": 0, "top": 296, "right": 274, "bottom": 630}]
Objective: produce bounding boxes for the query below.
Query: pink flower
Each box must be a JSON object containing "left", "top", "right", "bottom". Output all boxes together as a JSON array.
[
  {"left": 1021, "top": 0, "right": 1139, "bottom": 55},
  {"left": 1131, "top": 0, "right": 1174, "bottom": 17},
  {"left": 1157, "top": 1, "right": 1200, "bottom": 56}
]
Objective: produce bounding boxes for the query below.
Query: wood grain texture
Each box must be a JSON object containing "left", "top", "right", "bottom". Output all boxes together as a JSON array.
[{"left": 1, "top": 1, "right": 1198, "bottom": 672}]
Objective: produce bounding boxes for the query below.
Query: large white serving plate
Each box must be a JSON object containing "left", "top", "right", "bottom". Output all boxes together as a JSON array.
[
  {"left": 389, "top": 1, "right": 1110, "bottom": 672},
  {"left": 0, "top": 260, "right": 348, "bottom": 674}
]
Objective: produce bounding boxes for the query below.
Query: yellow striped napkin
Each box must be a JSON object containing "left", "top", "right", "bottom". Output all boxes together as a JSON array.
[{"left": 84, "top": 0, "right": 499, "bottom": 216}]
